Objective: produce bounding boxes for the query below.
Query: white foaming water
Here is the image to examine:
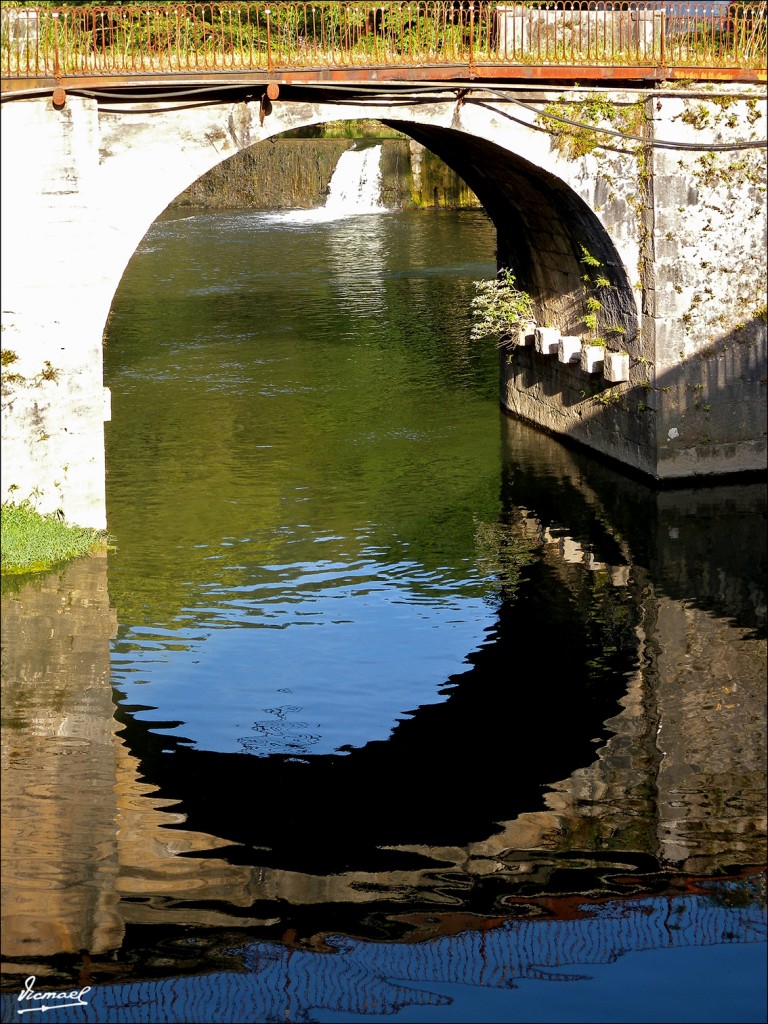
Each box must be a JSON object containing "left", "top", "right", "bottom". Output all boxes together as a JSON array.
[
  {"left": 324, "top": 145, "right": 387, "bottom": 215},
  {"left": 261, "top": 145, "right": 387, "bottom": 224}
]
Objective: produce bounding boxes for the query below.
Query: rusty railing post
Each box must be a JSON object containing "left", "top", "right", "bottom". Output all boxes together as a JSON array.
[
  {"left": 265, "top": 6, "right": 272, "bottom": 71},
  {"left": 468, "top": 0, "right": 475, "bottom": 74},
  {"left": 53, "top": 9, "right": 61, "bottom": 82}
]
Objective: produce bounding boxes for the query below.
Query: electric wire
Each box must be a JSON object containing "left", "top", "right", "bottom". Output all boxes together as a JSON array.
[
  {"left": 3, "top": 78, "right": 765, "bottom": 151},
  {"left": 496, "top": 97, "right": 767, "bottom": 151}
]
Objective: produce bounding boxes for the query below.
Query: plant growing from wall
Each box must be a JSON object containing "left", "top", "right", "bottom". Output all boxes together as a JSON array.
[
  {"left": 536, "top": 94, "right": 645, "bottom": 160},
  {"left": 470, "top": 268, "right": 534, "bottom": 345},
  {"left": 1, "top": 348, "right": 24, "bottom": 398},
  {"left": 2, "top": 349, "right": 59, "bottom": 401},
  {"left": 579, "top": 245, "right": 612, "bottom": 337}
]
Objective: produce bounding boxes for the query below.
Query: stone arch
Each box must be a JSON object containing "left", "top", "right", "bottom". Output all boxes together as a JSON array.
[
  {"left": 380, "top": 121, "right": 639, "bottom": 346},
  {"left": 1, "top": 91, "right": 642, "bottom": 527},
  {"left": 97, "top": 94, "right": 640, "bottom": 354}
]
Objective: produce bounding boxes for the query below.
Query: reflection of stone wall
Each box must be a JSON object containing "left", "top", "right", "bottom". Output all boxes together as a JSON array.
[
  {"left": 0, "top": 555, "right": 122, "bottom": 959},
  {"left": 0, "top": 556, "right": 270, "bottom": 971},
  {"left": 455, "top": 426, "right": 768, "bottom": 882},
  {"left": 1, "top": 476, "right": 765, "bottom": 960},
  {"left": 464, "top": 588, "right": 767, "bottom": 880},
  {"left": 654, "top": 598, "right": 767, "bottom": 873},
  {"left": 113, "top": 738, "right": 270, "bottom": 930},
  {"left": 465, "top": 651, "right": 657, "bottom": 876}
]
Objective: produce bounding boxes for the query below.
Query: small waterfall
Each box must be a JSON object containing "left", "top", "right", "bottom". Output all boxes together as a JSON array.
[
  {"left": 256, "top": 143, "right": 387, "bottom": 225},
  {"left": 323, "top": 145, "right": 386, "bottom": 215}
]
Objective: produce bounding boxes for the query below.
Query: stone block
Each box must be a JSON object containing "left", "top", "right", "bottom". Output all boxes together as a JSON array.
[
  {"left": 535, "top": 326, "right": 559, "bottom": 355},
  {"left": 604, "top": 350, "right": 629, "bottom": 382},
  {"left": 558, "top": 335, "right": 581, "bottom": 364},
  {"left": 581, "top": 345, "right": 605, "bottom": 374},
  {"left": 518, "top": 322, "right": 536, "bottom": 346}
]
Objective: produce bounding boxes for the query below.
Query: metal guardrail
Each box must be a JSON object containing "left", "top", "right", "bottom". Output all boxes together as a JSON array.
[{"left": 1, "top": 3, "right": 766, "bottom": 84}]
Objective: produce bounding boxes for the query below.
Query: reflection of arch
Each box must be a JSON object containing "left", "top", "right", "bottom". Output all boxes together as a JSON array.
[{"left": 116, "top": 549, "right": 636, "bottom": 875}]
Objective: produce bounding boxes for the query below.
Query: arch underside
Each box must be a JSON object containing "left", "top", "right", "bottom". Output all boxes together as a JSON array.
[{"left": 380, "top": 120, "right": 639, "bottom": 345}]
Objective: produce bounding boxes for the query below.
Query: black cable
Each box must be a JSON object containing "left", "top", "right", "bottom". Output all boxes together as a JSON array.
[
  {"left": 4, "top": 77, "right": 766, "bottom": 152},
  {"left": 507, "top": 97, "right": 767, "bottom": 151}
]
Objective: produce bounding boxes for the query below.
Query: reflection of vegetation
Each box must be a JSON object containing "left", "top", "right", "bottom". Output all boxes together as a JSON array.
[
  {"left": 704, "top": 874, "right": 767, "bottom": 911},
  {"left": 474, "top": 518, "right": 536, "bottom": 599}
]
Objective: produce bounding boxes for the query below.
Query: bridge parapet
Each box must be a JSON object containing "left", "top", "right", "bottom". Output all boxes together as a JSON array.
[{"left": 1, "top": 2, "right": 766, "bottom": 91}]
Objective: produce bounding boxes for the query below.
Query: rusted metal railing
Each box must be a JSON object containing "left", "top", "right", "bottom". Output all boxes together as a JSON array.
[{"left": 1, "top": 3, "right": 765, "bottom": 84}]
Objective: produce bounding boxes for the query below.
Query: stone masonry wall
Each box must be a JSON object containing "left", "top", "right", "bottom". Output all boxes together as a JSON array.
[
  {"left": 647, "top": 89, "right": 767, "bottom": 478},
  {"left": 499, "top": 85, "right": 767, "bottom": 482}
]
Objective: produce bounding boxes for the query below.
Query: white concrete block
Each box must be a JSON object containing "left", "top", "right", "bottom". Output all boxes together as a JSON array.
[
  {"left": 535, "top": 326, "right": 559, "bottom": 355},
  {"left": 518, "top": 321, "right": 536, "bottom": 346},
  {"left": 581, "top": 345, "right": 605, "bottom": 374},
  {"left": 604, "top": 350, "right": 630, "bottom": 382},
  {"left": 103, "top": 387, "right": 111, "bottom": 422},
  {"left": 558, "top": 335, "right": 581, "bottom": 364}
]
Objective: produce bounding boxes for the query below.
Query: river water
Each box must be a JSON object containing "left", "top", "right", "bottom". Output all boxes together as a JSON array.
[{"left": 1, "top": 194, "right": 766, "bottom": 1022}]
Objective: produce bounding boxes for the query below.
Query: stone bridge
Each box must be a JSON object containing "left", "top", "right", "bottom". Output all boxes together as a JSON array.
[{"left": 1, "top": 79, "right": 766, "bottom": 527}]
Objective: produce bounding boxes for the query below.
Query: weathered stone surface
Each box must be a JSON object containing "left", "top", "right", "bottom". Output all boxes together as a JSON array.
[
  {"left": 535, "top": 326, "right": 559, "bottom": 355},
  {"left": 558, "top": 335, "right": 581, "bottom": 364},
  {"left": 581, "top": 345, "right": 605, "bottom": 374}
]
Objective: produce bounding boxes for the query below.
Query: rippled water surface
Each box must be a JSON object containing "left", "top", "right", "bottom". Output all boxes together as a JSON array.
[
  {"left": 1, "top": 205, "right": 765, "bottom": 1023},
  {"left": 106, "top": 209, "right": 505, "bottom": 756}
]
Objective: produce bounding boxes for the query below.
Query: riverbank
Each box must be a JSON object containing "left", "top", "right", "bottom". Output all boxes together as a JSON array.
[{"left": 1, "top": 501, "right": 110, "bottom": 575}]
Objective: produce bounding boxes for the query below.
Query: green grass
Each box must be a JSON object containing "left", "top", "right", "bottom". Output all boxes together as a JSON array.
[{"left": 1, "top": 500, "right": 111, "bottom": 575}]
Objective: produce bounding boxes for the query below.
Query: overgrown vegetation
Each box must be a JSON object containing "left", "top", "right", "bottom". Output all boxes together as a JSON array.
[
  {"left": 1, "top": 500, "right": 110, "bottom": 575},
  {"left": 2, "top": 1, "right": 764, "bottom": 75},
  {"left": 537, "top": 94, "right": 645, "bottom": 160},
  {"left": 0, "top": 1, "right": 488, "bottom": 71},
  {"left": 470, "top": 269, "right": 534, "bottom": 345},
  {"left": 579, "top": 244, "right": 611, "bottom": 337}
]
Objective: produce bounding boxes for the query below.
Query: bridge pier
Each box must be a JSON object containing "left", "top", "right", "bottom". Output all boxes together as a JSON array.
[
  {"left": 1, "top": 84, "right": 765, "bottom": 529},
  {"left": 496, "top": 90, "right": 766, "bottom": 481},
  {"left": 1, "top": 97, "right": 113, "bottom": 528}
]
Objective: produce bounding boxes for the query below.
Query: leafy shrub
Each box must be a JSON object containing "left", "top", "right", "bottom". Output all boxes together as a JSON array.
[{"left": 470, "top": 269, "right": 534, "bottom": 344}]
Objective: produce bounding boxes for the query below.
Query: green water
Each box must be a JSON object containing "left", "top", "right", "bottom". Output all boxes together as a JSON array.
[{"left": 105, "top": 208, "right": 510, "bottom": 754}]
